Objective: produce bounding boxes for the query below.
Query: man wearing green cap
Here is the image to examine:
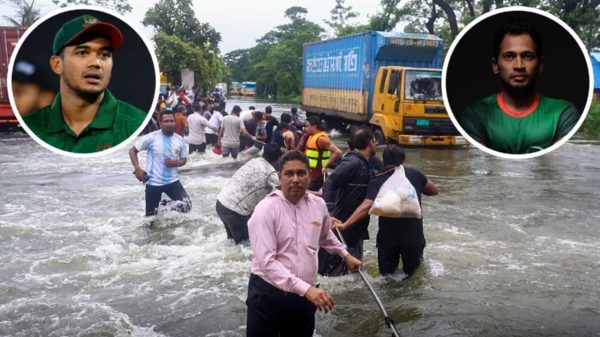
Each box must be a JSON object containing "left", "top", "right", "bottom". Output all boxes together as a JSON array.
[{"left": 22, "top": 14, "right": 147, "bottom": 153}]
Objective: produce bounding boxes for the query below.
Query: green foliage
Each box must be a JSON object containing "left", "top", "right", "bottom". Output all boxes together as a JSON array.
[
  {"left": 2, "top": 0, "right": 41, "bottom": 27},
  {"left": 578, "top": 100, "right": 600, "bottom": 139},
  {"left": 143, "top": 0, "right": 224, "bottom": 91},
  {"left": 324, "top": 0, "right": 362, "bottom": 37},
  {"left": 51, "top": 0, "right": 132, "bottom": 14},
  {"left": 225, "top": 6, "right": 323, "bottom": 97},
  {"left": 143, "top": 0, "right": 221, "bottom": 52}
]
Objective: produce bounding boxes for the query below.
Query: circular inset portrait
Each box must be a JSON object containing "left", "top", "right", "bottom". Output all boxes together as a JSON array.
[
  {"left": 443, "top": 7, "right": 593, "bottom": 159},
  {"left": 9, "top": 5, "right": 159, "bottom": 157}
]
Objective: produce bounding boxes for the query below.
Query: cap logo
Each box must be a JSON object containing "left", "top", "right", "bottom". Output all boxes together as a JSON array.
[{"left": 82, "top": 15, "right": 98, "bottom": 27}]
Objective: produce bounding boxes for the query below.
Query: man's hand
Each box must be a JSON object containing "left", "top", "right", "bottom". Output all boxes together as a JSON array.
[
  {"left": 305, "top": 286, "right": 335, "bottom": 313},
  {"left": 133, "top": 167, "right": 147, "bottom": 182},
  {"left": 164, "top": 158, "right": 180, "bottom": 168},
  {"left": 331, "top": 217, "right": 347, "bottom": 230},
  {"left": 344, "top": 254, "right": 362, "bottom": 273}
]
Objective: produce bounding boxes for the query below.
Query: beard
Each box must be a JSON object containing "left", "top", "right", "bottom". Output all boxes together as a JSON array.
[
  {"left": 63, "top": 74, "right": 107, "bottom": 104},
  {"left": 162, "top": 128, "right": 174, "bottom": 136}
]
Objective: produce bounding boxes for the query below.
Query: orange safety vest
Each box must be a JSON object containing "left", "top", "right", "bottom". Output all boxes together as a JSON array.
[{"left": 305, "top": 131, "right": 331, "bottom": 169}]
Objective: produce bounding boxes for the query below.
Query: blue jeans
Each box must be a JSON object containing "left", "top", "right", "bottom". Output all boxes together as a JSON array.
[{"left": 145, "top": 180, "right": 191, "bottom": 216}]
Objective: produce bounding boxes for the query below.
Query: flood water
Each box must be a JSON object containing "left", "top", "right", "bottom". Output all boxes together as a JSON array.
[{"left": 1, "top": 98, "right": 599, "bottom": 337}]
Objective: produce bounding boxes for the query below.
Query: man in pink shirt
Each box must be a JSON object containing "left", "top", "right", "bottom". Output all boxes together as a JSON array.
[{"left": 246, "top": 150, "right": 362, "bottom": 337}]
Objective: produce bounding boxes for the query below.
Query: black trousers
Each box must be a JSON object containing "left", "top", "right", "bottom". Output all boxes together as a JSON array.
[
  {"left": 206, "top": 133, "right": 218, "bottom": 146},
  {"left": 377, "top": 241, "right": 424, "bottom": 277},
  {"left": 246, "top": 274, "right": 316, "bottom": 337},
  {"left": 189, "top": 142, "right": 207, "bottom": 153},
  {"left": 145, "top": 180, "right": 191, "bottom": 216},
  {"left": 215, "top": 200, "right": 250, "bottom": 244}
]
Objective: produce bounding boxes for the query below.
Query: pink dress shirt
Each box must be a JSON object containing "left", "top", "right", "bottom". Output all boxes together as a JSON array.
[{"left": 248, "top": 190, "right": 349, "bottom": 296}]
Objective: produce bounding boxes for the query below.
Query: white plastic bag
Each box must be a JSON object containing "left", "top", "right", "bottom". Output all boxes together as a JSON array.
[{"left": 369, "top": 166, "right": 422, "bottom": 219}]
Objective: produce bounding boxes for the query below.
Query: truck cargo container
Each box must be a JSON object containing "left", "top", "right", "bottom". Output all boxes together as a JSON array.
[
  {"left": 0, "top": 26, "right": 25, "bottom": 129},
  {"left": 301, "top": 31, "right": 465, "bottom": 146},
  {"left": 241, "top": 81, "right": 256, "bottom": 96}
]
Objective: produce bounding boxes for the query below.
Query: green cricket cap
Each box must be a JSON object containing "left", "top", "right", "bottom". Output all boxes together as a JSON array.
[{"left": 53, "top": 15, "right": 124, "bottom": 55}]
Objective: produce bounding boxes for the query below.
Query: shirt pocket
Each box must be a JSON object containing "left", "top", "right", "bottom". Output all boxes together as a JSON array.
[{"left": 307, "top": 220, "right": 322, "bottom": 250}]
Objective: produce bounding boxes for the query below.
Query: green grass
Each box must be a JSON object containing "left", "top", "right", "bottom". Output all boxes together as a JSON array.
[{"left": 578, "top": 100, "right": 600, "bottom": 139}]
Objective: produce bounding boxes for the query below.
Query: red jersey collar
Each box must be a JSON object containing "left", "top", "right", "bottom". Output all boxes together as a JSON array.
[{"left": 497, "top": 91, "right": 540, "bottom": 118}]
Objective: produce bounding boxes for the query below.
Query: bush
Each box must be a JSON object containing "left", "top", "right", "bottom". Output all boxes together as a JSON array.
[{"left": 578, "top": 101, "right": 600, "bottom": 139}]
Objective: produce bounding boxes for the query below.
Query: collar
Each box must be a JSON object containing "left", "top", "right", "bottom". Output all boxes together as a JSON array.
[
  {"left": 270, "top": 189, "right": 309, "bottom": 205},
  {"left": 45, "top": 89, "right": 118, "bottom": 133},
  {"left": 497, "top": 91, "right": 540, "bottom": 118}
]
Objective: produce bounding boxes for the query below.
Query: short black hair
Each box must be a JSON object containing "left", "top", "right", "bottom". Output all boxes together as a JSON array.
[
  {"left": 262, "top": 142, "right": 283, "bottom": 162},
  {"left": 281, "top": 113, "right": 291, "bottom": 124},
  {"left": 160, "top": 109, "right": 175, "bottom": 120},
  {"left": 176, "top": 105, "right": 186, "bottom": 113},
  {"left": 249, "top": 106, "right": 255, "bottom": 110},
  {"left": 265, "top": 105, "right": 272, "bottom": 114},
  {"left": 350, "top": 127, "right": 374, "bottom": 150},
  {"left": 231, "top": 105, "right": 242, "bottom": 114},
  {"left": 382, "top": 144, "right": 405, "bottom": 166},
  {"left": 280, "top": 150, "right": 309, "bottom": 170},
  {"left": 254, "top": 111, "right": 263, "bottom": 120},
  {"left": 307, "top": 116, "right": 320, "bottom": 127},
  {"left": 278, "top": 123, "right": 290, "bottom": 131},
  {"left": 291, "top": 107, "right": 298, "bottom": 114},
  {"left": 492, "top": 19, "right": 543, "bottom": 59}
]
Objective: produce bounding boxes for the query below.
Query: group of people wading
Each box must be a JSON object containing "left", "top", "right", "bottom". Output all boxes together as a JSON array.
[{"left": 129, "top": 105, "right": 438, "bottom": 336}]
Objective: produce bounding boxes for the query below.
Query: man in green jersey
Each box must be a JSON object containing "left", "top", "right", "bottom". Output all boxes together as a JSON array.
[
  {"left": 21, "top": 14, "right": 147, "bottom": 153},
  {"left": 460, "top": 20, "right": 580, "bottom": 154}
]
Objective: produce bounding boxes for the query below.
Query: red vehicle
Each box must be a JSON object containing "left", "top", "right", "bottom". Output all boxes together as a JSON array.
[{"left": 0, "top": 26, "right": 25, "bottom": 129}]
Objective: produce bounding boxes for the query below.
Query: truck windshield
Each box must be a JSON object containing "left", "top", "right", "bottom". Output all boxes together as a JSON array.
[{"left": 404, "top": 70, "right": 442, "bottom": 102}]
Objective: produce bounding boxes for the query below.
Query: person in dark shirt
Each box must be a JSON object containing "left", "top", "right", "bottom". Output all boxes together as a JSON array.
[
  {"left": 264, "top": 105, "right": 279, "bottom": 143},
  {"left": 333, "top": 144, "right": 438, "bottom": 278},
  {"left": 320, "top": 127, "right": 376, "bottom": 276}
]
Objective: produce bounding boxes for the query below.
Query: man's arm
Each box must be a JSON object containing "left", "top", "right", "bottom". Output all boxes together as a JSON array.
[
  {"left": 240, "top": 127, "right": 255, "bottom": 140},
  {"left": 318, "top": 136, "right": 342, "bottom": 169},
  {"left": 319, "top": 210, "right": 363, "bottom": 273},
  {"left": 332, "top": 198, "right": 373, "bottom": 231},
  {"left": 200, "top": 116, "right": 217, "bottom": 132},
  {"left": 423, "top": 178, "right": 439, "bottom": 196},
  {"left": 165, "top": 157, "right": 187, "bottom": 168},
  {"left": 217, "top": 125, "right": 224, "bottom": 146},
  {"left": 129, "top": 146, "right": 146, "bottom": 182},
  {"left": 554, "top": 103, "right": 580, "bottom": 142}
]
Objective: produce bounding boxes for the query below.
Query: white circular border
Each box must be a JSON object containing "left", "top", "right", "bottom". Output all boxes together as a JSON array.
[
  {"left": 441, "top": 6, "right": 594, "bottom": 160},
  {"left": 8, "top": 4, "right": 160, "bottom": 159}
]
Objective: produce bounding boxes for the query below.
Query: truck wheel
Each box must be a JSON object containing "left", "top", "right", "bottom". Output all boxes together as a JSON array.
[{"left": 374, "top": 128, "right": 386, "bottom": 145}]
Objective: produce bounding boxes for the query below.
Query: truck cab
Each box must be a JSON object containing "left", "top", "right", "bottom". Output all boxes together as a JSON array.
[{"left": 370, "top": 66, "right": 465, "bottom": 146}]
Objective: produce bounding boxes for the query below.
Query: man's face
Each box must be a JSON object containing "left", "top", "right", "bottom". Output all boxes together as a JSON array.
[
  {"left": 279, "top": 159, "right": 309, "bottom": 203},
  {"left": 160, "top": 113, "right": 176, "bottom": 136},
  {"left": 52, "top": 37, "right": 113, "bottom": 98},
  {"left": 492, "top": 33, "right": 543, "bottom": 91},
  {"left": 305, "top": 123, "right": 317, "bottom": 135}
]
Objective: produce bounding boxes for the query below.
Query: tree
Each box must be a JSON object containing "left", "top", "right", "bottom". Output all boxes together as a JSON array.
[
  {"left": 143, "top": 0, "right": 220, "bottom": 52},
  {"left": 51, "top": 0, "right": 132, "bottom": 14},
  {"left": 2, "top": 0, "right": 41, "bottom": 28},
  {"left": 324, "top": 0, "right": 363, "bottom": 37},
  {"left": 143, "top": 0, "right": 225, "bottom": 91},
  {"left": 253, "top": 6, "right": 324, "bottom": 97}
]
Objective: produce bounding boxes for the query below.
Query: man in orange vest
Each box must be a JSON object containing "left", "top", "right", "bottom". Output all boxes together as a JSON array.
[{"left": 303, "top": 116, "right": 341, "bottom": 191}]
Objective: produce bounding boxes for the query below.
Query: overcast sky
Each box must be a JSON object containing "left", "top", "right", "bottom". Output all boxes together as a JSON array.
[{"left": 2, "top": 0, "right": 384, "bottom": 54}]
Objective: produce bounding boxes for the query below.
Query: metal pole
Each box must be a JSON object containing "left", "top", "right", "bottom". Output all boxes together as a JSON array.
[{"left": 335, "top": 227, "right": 401, "bottom": 337}]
